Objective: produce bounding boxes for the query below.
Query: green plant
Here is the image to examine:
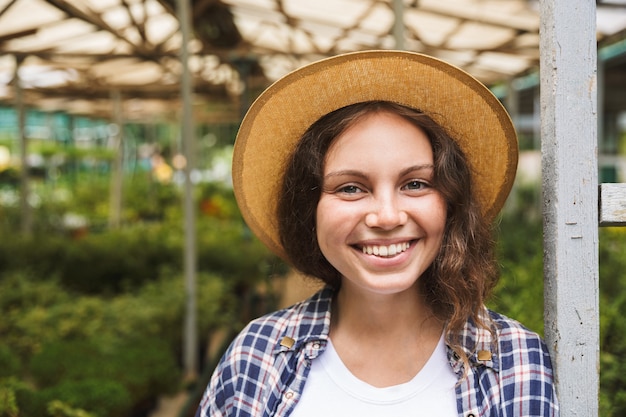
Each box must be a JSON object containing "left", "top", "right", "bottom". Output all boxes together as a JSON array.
[
  {"left": 598, "top": 227, "right": 626, "bottom": 417},
  {"left": 0, "top": 264, "right": 272, "bottom": 417},
  {"left": 47, "top": 400, "right": 96, "bottom": 417},
  {"left": 0, "top": 347, "right": 20, "bottom": 379},
  {"left": 0, "top": 378, "right": 22, "bottom": 417},
  {"left": 38, "top": 380, "right": 130, "bottom": 417},
  {"left": 29, "top": 337, "right": 177, "bottom": 415},
  {"left": 490, "top": 186, "right": 545, "bottom": 335},
  {"left": 0, "top": 213, "right": 281, "bottom": 296}
]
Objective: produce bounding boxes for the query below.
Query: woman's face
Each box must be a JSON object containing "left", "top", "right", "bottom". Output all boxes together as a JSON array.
[{"left": 316, "top": 111, "right": 447, "bottom": 297}]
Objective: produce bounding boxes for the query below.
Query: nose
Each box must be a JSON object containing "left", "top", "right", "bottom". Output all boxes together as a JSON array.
[{"left": 364, "top": 194, "right": 408, "bottom": 230}]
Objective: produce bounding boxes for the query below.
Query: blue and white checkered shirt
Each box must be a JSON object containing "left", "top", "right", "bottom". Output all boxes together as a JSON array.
[{"left": 196, "top": 287, "right": 559, "bottom": 417}]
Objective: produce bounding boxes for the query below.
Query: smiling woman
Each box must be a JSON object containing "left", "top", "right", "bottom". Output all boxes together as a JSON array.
[
  {"left": 316, "top": 110, "right": 446, "bottom": 297},
  {"left": 195, "top": 50, "right": 559, "bottom": 417}
]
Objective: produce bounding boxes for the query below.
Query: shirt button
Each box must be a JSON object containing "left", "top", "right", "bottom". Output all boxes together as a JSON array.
[
  {"left": 285, "top": 391, "right": 295, "bottom": 400},
  {"left": 467, "top": 414, "right": 476, "bottom": 417},
  {"left": 312, "top": 342, "right": 321, "bottom": 349}
]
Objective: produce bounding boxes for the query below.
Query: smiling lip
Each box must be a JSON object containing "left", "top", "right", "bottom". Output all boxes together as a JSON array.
[{"left": 359, "top": 241, "right": 412, "bottom": 257}]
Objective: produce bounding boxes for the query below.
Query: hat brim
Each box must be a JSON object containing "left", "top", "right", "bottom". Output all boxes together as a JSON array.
[{"left": 233, "top": 50, "right": 518, "bottom": 260}]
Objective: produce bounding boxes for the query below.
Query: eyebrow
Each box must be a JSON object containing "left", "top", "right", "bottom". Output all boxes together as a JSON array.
[{"left": 323, "top": 164, "right": 435, "bottom": 180}]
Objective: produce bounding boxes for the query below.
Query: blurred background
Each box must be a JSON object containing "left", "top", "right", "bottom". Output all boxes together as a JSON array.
[{"left": 0, "top": 0, "right": 625, "bottom": 416}]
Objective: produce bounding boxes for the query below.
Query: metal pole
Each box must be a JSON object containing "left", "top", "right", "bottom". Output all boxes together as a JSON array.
[
  {"left": 177, "top": 0, "right": 198, "bottom": 381},
  {"left": 393, "top": 0, "right": 405, "bottom": 50},
  {"left": 540, "top": 0, "right": 599, "bottom": 415},
  {"left": 108, "top": 89, "right": 123, "bottom": 229},
  {"left": 15, "top": 55, "right": 32, "bottom": 236}
]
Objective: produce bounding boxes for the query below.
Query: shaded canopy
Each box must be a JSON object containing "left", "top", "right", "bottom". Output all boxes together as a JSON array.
[{"left": 1, "top": 0, "right": 625, "bottom": 121}]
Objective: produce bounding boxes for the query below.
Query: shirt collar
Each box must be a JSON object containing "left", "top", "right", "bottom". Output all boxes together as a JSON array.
[
  {"left": 273, "top": 287, "right": 500, "bottom": 372},
  {"left": 273, "top": 286, "right": 333, "bottom": 355},
  {"left": 448, "top": 308, "right": 500, "bottom": 374}
]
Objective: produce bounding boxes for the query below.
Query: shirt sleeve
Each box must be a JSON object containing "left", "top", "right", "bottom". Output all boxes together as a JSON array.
[
  {"left": 193, "top": 314, "right": 292, "bottom": 417},
  {"left": 194, "top": 343, "right": 237, "bottom": 417},
  {"left": 497, "top": 322, "right": 560, "bottom": 416}
]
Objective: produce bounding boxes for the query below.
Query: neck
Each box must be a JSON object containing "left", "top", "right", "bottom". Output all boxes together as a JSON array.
[
  {"left": 331, "top": 282, "right": 440, "bottom": 339},
  {"left": 328, "top": 282, "right": 445, "bottom": 387}
]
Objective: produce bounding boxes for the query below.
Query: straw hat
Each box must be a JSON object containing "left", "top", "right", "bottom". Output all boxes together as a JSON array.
[{"left": 232, "top": 50, "right": 518, "bottom": 260}]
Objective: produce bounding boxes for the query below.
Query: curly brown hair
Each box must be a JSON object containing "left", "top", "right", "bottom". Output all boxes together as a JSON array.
[{"left": 277, "top": 100, "right": 498, "bottom": 349}]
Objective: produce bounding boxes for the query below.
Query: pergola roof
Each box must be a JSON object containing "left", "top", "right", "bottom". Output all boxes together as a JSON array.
[{"left": 1, "top": 0, "right": 625, "bottom": 121}]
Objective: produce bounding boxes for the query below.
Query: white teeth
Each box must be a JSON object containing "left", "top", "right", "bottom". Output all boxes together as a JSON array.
[{"left": 361, "top": 242, "right": 410, "bottom": 257}]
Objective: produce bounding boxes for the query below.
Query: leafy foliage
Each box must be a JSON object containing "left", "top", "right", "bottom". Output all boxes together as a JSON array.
[
  {"left": 490, "top": 187, "right": 545, "bottom": 335},
  {"left": 491, "top": 186, "right": 626, "bottom": 417},
  {"left": 29, "top": 337, "right": 176, "bottom": 417},
  {"left": 0, "top": 378, "right": 24, "bottom": 417},
  {"left": 38, "top": 380, "right": 130, "bottom": 417},
  {"left": 0, "top": 347, "right": 20, "bottom": 379},
  {"left": 0, "top": 268, "right": 250, "bottom": 417},
  {"left": 0, "top": 219, "right": 279, "bottom": 297},
  {"left": 47, "top": 400, "right": 97, "bottom": 417},
  {"left": 598, "top": 227, "right": 626, "bottom": 416}
]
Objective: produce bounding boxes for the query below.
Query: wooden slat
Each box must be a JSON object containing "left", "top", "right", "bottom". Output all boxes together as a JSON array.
[{"left": 599, "top": 183, "right": 626, "bottom": 226}]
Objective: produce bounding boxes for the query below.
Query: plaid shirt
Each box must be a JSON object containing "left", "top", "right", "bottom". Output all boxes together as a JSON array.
[{"left": 196, "top": 287, "right": 559, "bottom": 417}]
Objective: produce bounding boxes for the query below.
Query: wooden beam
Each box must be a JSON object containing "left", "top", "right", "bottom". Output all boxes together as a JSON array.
[
  {"left": 599, "top": 183, "right": 626, "bottom": 226},
  {"left": 417, "top": 3, "right": 539, "bottom": 32},
  {"left": 0, "top": 28, "right": 37, "bottom": 44},
  {"left": 46, "top": 0, "right": 127, "bottom": 39},
  {"left": 46, "top": 0, "right": 156, "bottom": 58},
  {"left": 0, "top": 0, "right": 18, "bottom": 18},
  {"left": 121, "top": 0, "right": 148, "bottom": 44}
]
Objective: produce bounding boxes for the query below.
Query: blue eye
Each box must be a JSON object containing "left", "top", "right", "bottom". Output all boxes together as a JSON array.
[
  {"left": 339, "top": 185, "right": 363, "bottom": 194},
  {"left": 403, "top": 180, "right": 427, "bottom": 190}
]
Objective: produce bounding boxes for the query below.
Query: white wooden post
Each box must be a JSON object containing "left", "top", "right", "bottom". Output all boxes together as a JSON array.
[{"left": 540, "top": 0, "right": 599, "bottom": 415}]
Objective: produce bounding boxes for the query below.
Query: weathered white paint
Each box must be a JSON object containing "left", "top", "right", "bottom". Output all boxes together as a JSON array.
[
  {"left": 540, "top": 0, "right": 600, "bottom": 415},
  {"left": 599, "top": 183, "right": 626, "bottom": 226}
]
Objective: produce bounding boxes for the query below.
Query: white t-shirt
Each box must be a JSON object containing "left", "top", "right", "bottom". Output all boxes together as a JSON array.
[{"left": 291, "top": 333, "right": 458, "bottom": 417}]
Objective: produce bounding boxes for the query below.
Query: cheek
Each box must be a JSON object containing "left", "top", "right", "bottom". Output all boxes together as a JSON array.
[
  {"left": 315, "top": 198, "right": 354, "bottom": 252},
  {"left": 315, "top": 199, "right": 337, "bottom": 244},
  {"left": 436, "top": 199, "right": 448, "bottom": 229},
  {"left": 427, "top": 195, "right": 448, "bottom": 240},
  {"left": 315, "top": 200, "right": 329, "bottom": 249}
]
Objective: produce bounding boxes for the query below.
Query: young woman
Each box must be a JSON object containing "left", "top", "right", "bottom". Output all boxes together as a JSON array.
[{"left": 195, "top": 51, "right": 559, "bottom": 417}]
